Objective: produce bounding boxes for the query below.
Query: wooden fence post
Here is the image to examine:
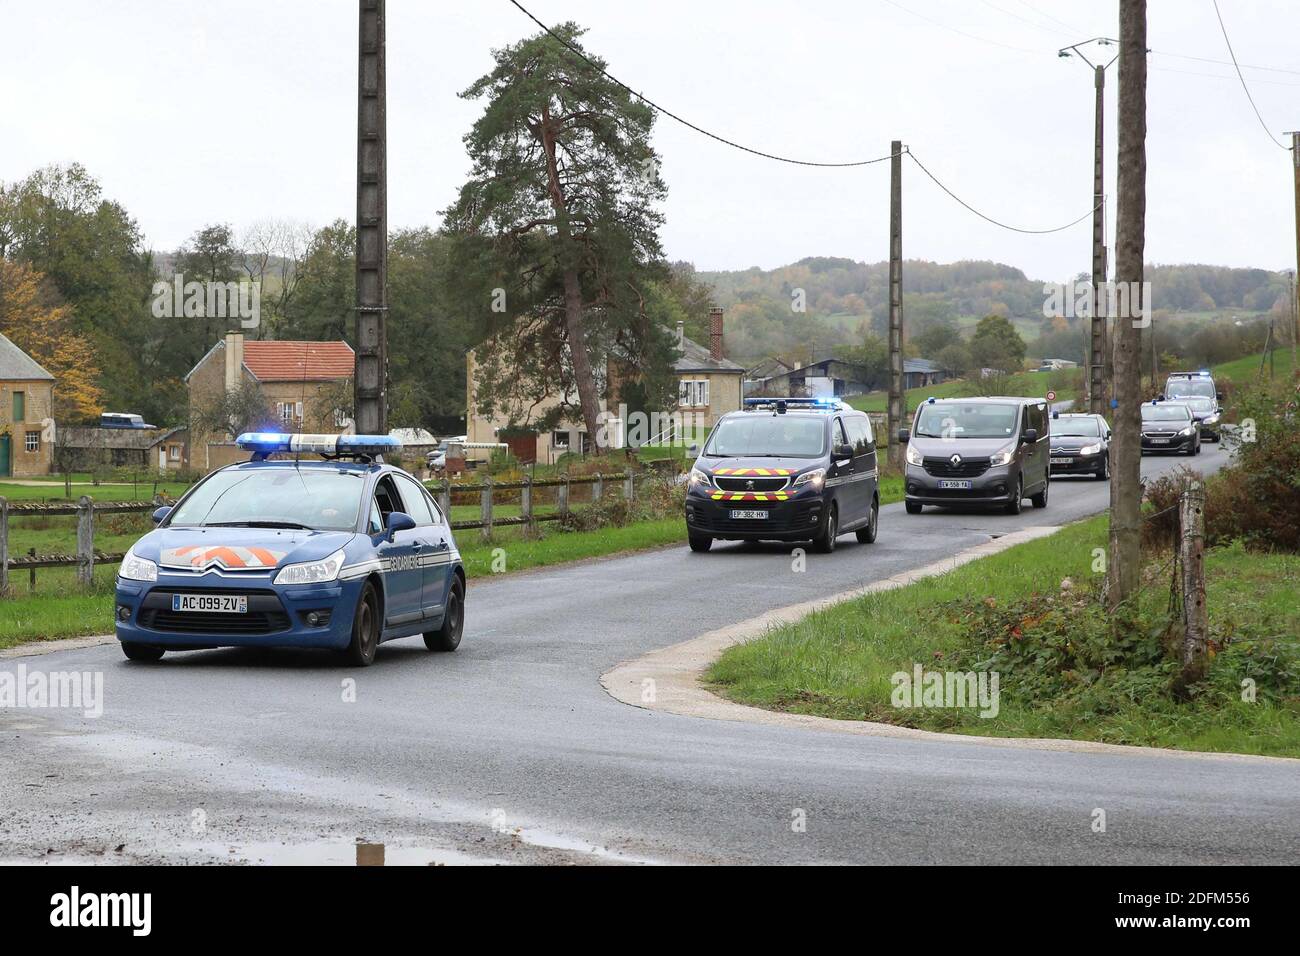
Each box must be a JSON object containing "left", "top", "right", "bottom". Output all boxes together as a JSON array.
[
  {"left": 0, "top": 496, "right": 8, "bottom": 595},
  {"left": 1179, "top": 481, "right": 1208, "bottom": 685},
  {"left": 623, "top": 467, "right": 635, "bottom": 501},
  {"left": 557, "top": 475, "right": 570, "bottom": 515},
  {"left": 76, "top": 495, "right": 94, "bottom": 587},
  {"left": 593, "top": 474, "right": 603, "bottom": 502},
  {"left": 27, "top": 548, "right": 35, "bottom": 593},
  {"left": 520, "top": 475, "right": 533, "bottom": 538},
  {"left": 480, "top": 479, "right": 493, "bottom": 543}
]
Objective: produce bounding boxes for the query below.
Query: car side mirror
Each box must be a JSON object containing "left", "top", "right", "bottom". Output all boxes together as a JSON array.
[
  {"left": 1106, "top": 431, "right": 1113, "bottom": 440},
  {"left": 1156, "top": 394, "right": 1165, "bottom": 401},
  {"left": 897, "top": 428, "right": 910, "bottom": 444},
  {"left": 835, "top": 443, "right": 854, "bottom": 459},
  {"left": 385, "top": 511, "right": 416, "bottom": 540},
  {"left": 1023, "top": 428, "right": 1038, "bottom": 443},
  {"left": 688, "top": 442, "right": 698, "bottom": 456},
  {"left": 1216, "top": 392, "right": 1224, "bottom": 402},
  {"left": 151, "top": 506, "right": 171, "bottom": 524}
]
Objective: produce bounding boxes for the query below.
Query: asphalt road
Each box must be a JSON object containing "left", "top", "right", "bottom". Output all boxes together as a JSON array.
[{"left": 4, "top": 442, "right": 1298, "bottom": 865}]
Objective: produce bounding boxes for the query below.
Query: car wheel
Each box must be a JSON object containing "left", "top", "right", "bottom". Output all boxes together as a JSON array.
[
  {"left": 855, "top": 496, "right": 879, "bottom": 544},
  {"left": 813, "top": 503, "right": 838, "bottom": 554},
  {"left": 120, "top": 641, "right": 164, "bottom": 662},
  {"left": 1004, "top": 477, "right": 1023, "bottom": 515},
  {"left": 688, "top": 534, "right": 713, "bottom": 553},
  {"left": 424, "top": 577, "right": 463, "bottom": 652},
  {"left": 1096, "top": 455, "right": 1109, "bottom": 480},
  {"left": 905, "top": 500, "right": 923, "bottom": 515},
  {"left": 1030, "top": 477, "right": 1049, "bottom": 509},
  {"left": 343, "top": 580, "right": 380, "bottom": 666}
]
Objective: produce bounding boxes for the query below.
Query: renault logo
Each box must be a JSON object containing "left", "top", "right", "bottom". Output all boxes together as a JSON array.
[{"left": 949, "top": 454, "right": 962, "bottom": 467}]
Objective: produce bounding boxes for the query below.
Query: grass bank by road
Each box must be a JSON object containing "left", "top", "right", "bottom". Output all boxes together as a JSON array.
[{"left": 706, "top": 516, "right": 1300, "bottom": 757}]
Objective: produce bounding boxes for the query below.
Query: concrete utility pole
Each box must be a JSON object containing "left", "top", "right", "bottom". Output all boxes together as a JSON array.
[
  {"left": 887, "top": 140, "right": 904, "bottom": 469},
  {"left": 354, "top": 0, "right": 388, "bottom": 435},
  {"left": 1106, "top": 0, "right": 1147, "bottom": 613},
  {"left": 1288, "top": 132, "right": 1300, "bottom": 369},
  {"left": 1059, "top": 39, "right": 1118, "bottom": 414}
]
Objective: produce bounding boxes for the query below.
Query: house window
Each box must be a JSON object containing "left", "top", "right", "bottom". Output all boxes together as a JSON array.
[
  {"left": 24, "top": 430, "right": 39, "bottom": 453},
  {"left": 12, "top": 391, "right": 24, "bottom": 422},
  {"left": 278, "top": 401, "right": 302, "bottom": 424},
  {"left": 168, "top": 444, "right": 181, "bottom": 461},
  {"left": 333, "top": 408, "right": 348, "bottom": 428},
  {"left": 552, "top": 430, "right": 570, "bottom": 450},
  {"left": 679, "top": 380, "right": 709, "bottom": 408}
]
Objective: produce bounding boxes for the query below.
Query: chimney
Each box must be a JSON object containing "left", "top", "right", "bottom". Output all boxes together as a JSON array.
[
  {"left": 224, "top": 331, "right": 244, "bottom": 391},
  {"left": 708, "top": 308, "right": 724, "bottom": 361}
]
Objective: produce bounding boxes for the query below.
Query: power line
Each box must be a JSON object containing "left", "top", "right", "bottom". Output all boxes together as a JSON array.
[
  {"left": 906, "top": 149, "right": 1099, "bottom": 235},
  {"left": 1211, "top": 0, "right": 1292, "bottom": 150},
  {"left": 506, "top": 0, "right": 897, "bottom": 167}
]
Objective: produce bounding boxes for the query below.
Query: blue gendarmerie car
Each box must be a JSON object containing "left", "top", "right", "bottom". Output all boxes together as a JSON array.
[{"left": 114, "top": 433, "right": 465, "bottom": 666}]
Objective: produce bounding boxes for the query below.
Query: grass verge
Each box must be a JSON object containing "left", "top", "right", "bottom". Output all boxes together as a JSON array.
[{"left": 706, "top": 516, "right": 1300, "bottom": 758}]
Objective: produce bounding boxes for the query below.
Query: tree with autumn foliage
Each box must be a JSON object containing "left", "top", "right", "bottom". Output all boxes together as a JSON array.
[{"left": 0, "top": 258, "right": 104, "bottom": 422}]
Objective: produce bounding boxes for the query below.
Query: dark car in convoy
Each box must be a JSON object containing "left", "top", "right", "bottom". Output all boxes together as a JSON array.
[
  {"left": 1160, "top": 371, "right": 1223, "bottom": 441},
  {"left": 685, "top": 398, "right": 879, "bottom": 554},
  {"left": 1140, "top": 401, "right": 1201, "bottom": 455},
  {"left": 898, "top": 396, "right": 1050, "bottom": 515},
  {"left": 1047, "top": 412, "right": 1110, "bottom": 480}
]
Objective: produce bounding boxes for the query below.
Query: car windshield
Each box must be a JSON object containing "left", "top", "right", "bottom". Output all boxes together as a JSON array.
[
  {"left": 914, "top": 403, "right": 1019, "bottom": 439},
  {"left": 1166, "top": 379, "right": 1215, "bottom": 398},
  {"left": 1183, "top": 397, "right": 1216, "bottom": 411},
  {"left": 168, "top": 467, "right": 365, "bottom": 531},
  {"left": 1054, "top": 418, "right": 1100, "bottom": 437},
  {"left": 1142, "top": 405, "right": 1192, "bottom": 422},
  {"left": 704, "top": 415, "right": 826, "bottom": 458}
]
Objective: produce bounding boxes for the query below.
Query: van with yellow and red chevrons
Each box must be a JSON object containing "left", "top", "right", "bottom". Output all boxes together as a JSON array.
[{"left": 684, "top": 398, "right": 879, "bottom": 554}]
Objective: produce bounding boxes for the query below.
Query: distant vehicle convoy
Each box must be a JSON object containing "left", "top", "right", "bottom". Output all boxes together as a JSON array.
[
  {"left": 1159, "top": 371, "right": 1223, "bottom": 442},
  {"left": 1048, "top": 412, "right": 1111, "bottom": 480},
  {"left": 1140, "top": 400, "right": 1202, "bottom": 456}
]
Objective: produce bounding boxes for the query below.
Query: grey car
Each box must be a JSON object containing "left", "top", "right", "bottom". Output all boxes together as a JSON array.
[{"left": 898, "top": 396, "right": 1050, "bottom": 515}]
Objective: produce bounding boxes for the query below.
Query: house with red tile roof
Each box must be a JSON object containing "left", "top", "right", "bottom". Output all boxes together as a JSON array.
[{"left": 185, "top": 331, "right": 354, "bottom": 471}]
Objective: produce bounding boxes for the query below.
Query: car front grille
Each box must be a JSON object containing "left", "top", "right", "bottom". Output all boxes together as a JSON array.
[
  {"left": 922, "top": 456, "right": 991, "bottom": 478},
  {"left": 713, "top": 476, "right": 790, "bottom": 492},
  {"left": 139, "top": 588, "right": 291, "bottom": 636}
]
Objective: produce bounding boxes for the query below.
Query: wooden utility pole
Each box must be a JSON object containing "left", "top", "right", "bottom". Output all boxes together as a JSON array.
[
  {"left": 1289, "top": 132, "right": 1300, "bottom": 371},
  {"left": 1106, "top": 0, "right": 1146, "bottom": 612},
  {"left": 887, "top": 140, "right": 904, "bottom": 468},
  {"left": 354, "top": 0, "right": 388, "bottom": 435},
  {"left": 1090, "top": 64, "right": 1109, "bottom": 414},
  {"left": 1178, "top": 480, "right": 1208, "bottom": 688}
]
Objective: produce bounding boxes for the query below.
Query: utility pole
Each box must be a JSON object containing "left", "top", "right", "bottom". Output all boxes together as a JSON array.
[
  {"left": 1060, "top": 39, "right": 1118, "bottom": 414},
  {"left": 354, "top": 0, "right": 388, "bottom": 435},
  {"left": 1107, "top": 0, "right": 1146, "bottom": 613},
  {"left": 887, "top": 140, "right": 904, "bottom": 469},
  {"left": 1288, "top": 132, "right": 1300, "bottom": 372}
]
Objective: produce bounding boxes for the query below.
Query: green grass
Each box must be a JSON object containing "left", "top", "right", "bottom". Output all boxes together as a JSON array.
[
  {"left": 846, "top": 369, "right": 1065, "bottom": 414},
  {"left": 0, "top": 479, "right": 192, "bottom": 503},
  {"left": 1212, "top": 349, "right": 1297, "bottom": 386},
  {"left": 707, "top": 516, "right": 1300, "bottom": 758}
]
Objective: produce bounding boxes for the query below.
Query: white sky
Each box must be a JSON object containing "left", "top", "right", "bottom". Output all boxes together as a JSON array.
[{"left": 2, "top": 0, "right": 1297, "bottom": 282}]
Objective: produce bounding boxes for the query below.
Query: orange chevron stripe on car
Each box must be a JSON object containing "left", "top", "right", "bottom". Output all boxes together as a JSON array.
[
  {"left": 710, "top": 468, "right": 792, "bottom": 476},
  {"left": 708, "top": 492, "right": 790, "bottom": 502}
]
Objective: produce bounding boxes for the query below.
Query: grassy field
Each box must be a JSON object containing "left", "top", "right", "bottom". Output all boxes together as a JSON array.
[
  {"left": 846, "top": 369, "right": 1069, "bottom": 414},
  {"left": 1212, "top": 348, "right": 1296, "bottom": 386},
  {"left": 707, "top": 516, "right": 1300, "bottom": 757}
]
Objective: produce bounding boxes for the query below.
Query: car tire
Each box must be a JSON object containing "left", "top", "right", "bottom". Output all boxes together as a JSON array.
[
  {"left": 120, "top": 641, "right": 164, "bottom": 663},
  {"left": 905, "top": 500, "right": 923, "bottom": 515},
  {"left": 688, "top": 535, "right": 713, "bottom": 553},
  {"left": 1030, "top": 477, "right": 1049, "bottom": 509},
  {"left": 1004, "top": 477, "right": 1023, "bottom": 515},
  {"left": 1096, "top": 455, "right": 1109, "bottom": 480},
  {"left": 813, "top": 503, "right": 838, "bottom": 554},
  {"left": 424, "top": 577, "right": 463, "bottom": 652},
  {"left": 855, "top": 496, "right": 879, "bottom": 544},
  {"left": 343, "top": 580, "right": 380, "bottom": 667}
]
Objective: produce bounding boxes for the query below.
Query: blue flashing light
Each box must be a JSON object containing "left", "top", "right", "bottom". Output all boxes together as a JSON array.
[
  {"left": 927, "top": 396, "right": 936, "bottom": 404},
  {"left": 235, "top": 433, "right": 403, "bottom": 457}
]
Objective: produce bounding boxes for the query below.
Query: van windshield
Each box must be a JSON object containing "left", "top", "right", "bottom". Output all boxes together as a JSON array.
[
  {"left": 704, "top": 416, "right": 826, "bottom": 458},
  {"left": 1166, "top": 379, "right": 1215, "bottom": 399},
  {"left": 914, "top": 403, "right": 1019, "bottom": 439}
]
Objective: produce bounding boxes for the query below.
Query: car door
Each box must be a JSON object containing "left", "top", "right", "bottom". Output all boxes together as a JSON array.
[
  {"left": 371, "top": 474, "right": 424, "bottom": 627},
  {"left": 393, "top": 473, "right": 451, "bottom": 621},
  {"left": 830, "top": 416, "right": 858, "bottom": 519},
  {"left": 847, "top": 414, "right": 878, "bottom": 524},
  {"left": 1023, "top": 402, "right": 1048, "bottom": 491}
]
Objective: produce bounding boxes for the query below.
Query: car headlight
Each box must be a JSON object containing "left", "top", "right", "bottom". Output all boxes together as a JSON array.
[
  {"left": 1180, "top": 426, "right": 1195, "bottom": 436},
  {"left": 905, "top": 444, "right": 923, "bottom": 466},
  {"left": 688, "top": 468, "right": 711, "bottom": 489},
  {"left": 1204, "top": 414, "right": 1219, "bottom": 425},
  {"left": 792, "top": 468, "right": 826, "bottom": 490},
  {"left": 1078, "top": 442, "right": 1102, "bottom": 456},
  {"left": 273, "top": 549, "right": 345, "bottom": 586},
  {"left": 989, "top": 444, "right": 1016, "bottom": 467},
  {"left": 118, "top": 548, "right": 158, "bottom": 583}
]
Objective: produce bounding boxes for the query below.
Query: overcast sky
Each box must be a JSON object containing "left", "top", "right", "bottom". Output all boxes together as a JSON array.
[{"left": 2, "top": 0, "right": 1297, "bottom": 281}]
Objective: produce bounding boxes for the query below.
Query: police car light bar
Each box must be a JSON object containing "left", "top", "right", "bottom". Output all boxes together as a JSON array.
[
  {"left": 743, "top": 397, "right": 847, "bottom": 410},
  {"left": 235, "top": 433, "right": 404, "bottom": 459}
]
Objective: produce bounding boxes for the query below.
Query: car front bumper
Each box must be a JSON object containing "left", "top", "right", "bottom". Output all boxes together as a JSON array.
[
  {"left": 903, "top": 462, "right": 1016, "bottom": 506},
  {"left": 685, "top": 487, "right": 826, "bottom": 540},
  {"left": 114, "top": 573, "right": 360, "bottom": 650},
  {"left": 1049, "top": 451, "right": 1105, "bottom": 474},
  {"left": 1141, "top": 433, "right": 1196, "bottom": 453}
]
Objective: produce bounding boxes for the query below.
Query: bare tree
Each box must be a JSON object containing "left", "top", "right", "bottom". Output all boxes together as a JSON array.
[
  {"left": 191, "top": 381, "right": 275, "bottom": 441},
  {"left": 240, "top": 218, "right": 313, "bottom": 336},
  {"left": 1107, "top": 0, "right": 1147, "bottom": 611}
]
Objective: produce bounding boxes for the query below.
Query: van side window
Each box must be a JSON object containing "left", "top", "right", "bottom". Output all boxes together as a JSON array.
[
  {"left": 845, "top": 417, "right": 872, "bottom": 454},
  {"left": 834, "top": 418, "right": 850, "bottom": 450}
]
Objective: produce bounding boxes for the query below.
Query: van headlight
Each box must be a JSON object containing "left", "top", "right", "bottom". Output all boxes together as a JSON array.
[
  {"left": 792, "top": 468, "right": 825, "bottom": 490},
  {"left": 905, "top": 444, "right": 923, "bottom": 466},
  {"left": 118, "top": 548, "right": 158, "bottom": 583},
  {"left": 989, "top": 444, "right": 1016, "bottom": 467},
  {"left": 688, "top": 468, "right": 711, "bottom": 489},
  {"left": 1078, "top": 442, "right": 1102, "bottom": 456},
  {"left": 273, "top": 549, "right": 345, "bottom": 586}
]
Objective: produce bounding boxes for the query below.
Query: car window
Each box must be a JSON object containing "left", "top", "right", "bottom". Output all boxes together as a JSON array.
[
  {"left": 845, "top": 416, "right": 872, "bottom": 454},
  {"left": 367, "top": 499, "right": 384, "bottom": 535},
  {"left": 167, "top": 466, "right": 365, "bottom": 531},
  {"left": 394, "top": 473, "right": 435, "bottom": 525},
  {"left": 373, "top": 476, "right": 401, "bottom": 524},
  {"left": 915, "top": 403, "right": 1018, "bottom": 439},
  {"left": 703, "top": 415, "right": 827, "bottom": 458},
  {"left": 834, "top": 418, "right": 850, "bottom": 450}
]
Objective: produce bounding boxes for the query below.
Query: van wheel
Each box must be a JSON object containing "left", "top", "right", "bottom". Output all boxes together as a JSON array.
[
  {"left": 1004, "top": 477, "right": 1023, "bottom": 515},
  {"left": 1030, "top": 478, "right": 1049, "bottom": 509},
  {"left": 423, "top": 578, "right": 463, "bottom": 652},
  {"left": 121, "top": 642, "right": 165, "bottom": 662},
  {"left": 688, "top": 535, "right": 713, "bottom": 553},
  {"left": 855, "top": 496, "right": 879, "bottom": 543},
  {"left": 813, "top": 504, "right": 838, "bottom": 553},
  {"left": 905, "top": 501, "right": 923, "bottom": 515}
]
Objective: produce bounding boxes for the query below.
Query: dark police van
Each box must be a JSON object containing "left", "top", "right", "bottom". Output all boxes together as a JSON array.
[
  {"left": 685, "top": 398, "right": 879, "bottom": 554},
  {"left": 898, "top": 396, "right": 1050, "bottom": 515}
]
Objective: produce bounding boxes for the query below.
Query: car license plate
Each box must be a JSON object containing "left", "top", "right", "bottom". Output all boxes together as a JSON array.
[
  {"left": 729, "top": 509, "right": 767, "bottom": 520},
  {"left": 938, "top": 480, "right": 972, "bottom": 490},
  {"left": 1151, "top": 438, "right": 1170, "bottom": 445},
  {"left": 1050, "top": 457, "right": 1072, "bottom": 465},
  {"left": 171, "top": 594, "right": 247, "bottom": 613}
]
